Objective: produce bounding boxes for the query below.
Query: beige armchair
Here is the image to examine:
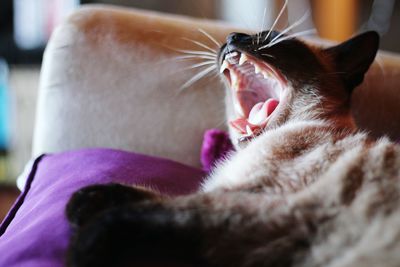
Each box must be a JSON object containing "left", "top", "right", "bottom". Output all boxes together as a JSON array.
[{"left": 32, "top": 4, "right": 400, "bottom": 169}]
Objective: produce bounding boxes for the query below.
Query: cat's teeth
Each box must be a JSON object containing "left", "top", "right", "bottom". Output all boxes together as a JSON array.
[
  {"left": 220, "top": 61, "right": 229, "bottom": 74},
  {"left": 226, "top": 52, "right": 239, "bottom": 64},
  {"left": 254, "top": 64, "right": 261, "bottom": 74},
  {"left": 246, "top": 125, "right": 253, "bottom": 135},
  {"left": 239, "top": 54, "right": 248, "bottom": 65},
  {"left": 225, "top": 51, "right": 239, "bottom": 59}
]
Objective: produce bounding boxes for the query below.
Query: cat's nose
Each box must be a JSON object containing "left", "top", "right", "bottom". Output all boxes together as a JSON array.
[{"left": 227, "top": 32, "right": 251, "bottom": 45}]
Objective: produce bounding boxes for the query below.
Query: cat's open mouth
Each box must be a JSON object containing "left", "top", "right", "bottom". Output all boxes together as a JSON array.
[{"left": 220, "top": 51, "right": 287, "bottom": 139}]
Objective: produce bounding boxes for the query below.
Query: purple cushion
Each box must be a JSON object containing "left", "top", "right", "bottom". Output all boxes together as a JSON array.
[
  {"left": 201, "top": 129, "right": 234, "bottom": 172},
  {"left": 0, "top": 148, "right": 205, "bottom": 267}
]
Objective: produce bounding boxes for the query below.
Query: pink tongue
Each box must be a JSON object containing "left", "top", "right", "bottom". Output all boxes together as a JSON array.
[
  {"left": 248, "top": 98, "right": 279, "bottom": 125},
  {"left": 230, "top": 98, "right": 279, "bottom": 134}
]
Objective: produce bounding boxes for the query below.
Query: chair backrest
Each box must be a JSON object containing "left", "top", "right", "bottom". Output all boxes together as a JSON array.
[{"left": 33, "top": 5, "right": 234, "bottom": 167}]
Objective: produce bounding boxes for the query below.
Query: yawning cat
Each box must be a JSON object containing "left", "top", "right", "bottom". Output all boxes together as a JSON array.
[{"left": 66, "top": 30, "right": 400, "bottom": 267}]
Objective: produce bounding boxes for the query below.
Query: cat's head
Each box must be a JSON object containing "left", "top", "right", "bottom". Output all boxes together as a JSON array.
[{"left": 218, "top": 31, "right": 379, "bottom": 147}]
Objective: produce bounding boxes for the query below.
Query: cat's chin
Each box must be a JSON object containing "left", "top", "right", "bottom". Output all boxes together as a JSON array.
[{"left": 220, "top": 51, "right": 288, "bottom": 142}]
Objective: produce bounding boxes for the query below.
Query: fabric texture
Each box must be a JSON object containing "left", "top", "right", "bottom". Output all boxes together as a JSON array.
[{"left": 0, "top": 148, "right": 205, "bottom": 267}]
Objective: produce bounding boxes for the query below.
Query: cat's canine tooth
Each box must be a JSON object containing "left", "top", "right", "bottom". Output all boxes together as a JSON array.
[
  {"left": 220, "top": 61, "right": 229, "bottom": 74},
  {"left": 239, "top": 54, "right": 248, "bottom": 66},
  {"left": 246, "top": 125, "right": 253, "bottom": 135},
  {"left": 254, "top": 64, "right": 261, "bottom": 74},
  {"left": 225, "top": 51, "right": 239, "bottom": 60}
]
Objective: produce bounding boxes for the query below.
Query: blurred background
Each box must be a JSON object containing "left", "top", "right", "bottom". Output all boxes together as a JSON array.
[{"left": 0, "top": 0, "right": 399, "bottom": 218}]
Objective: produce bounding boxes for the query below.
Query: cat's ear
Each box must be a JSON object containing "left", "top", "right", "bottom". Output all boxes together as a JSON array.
[{"left": 324, "top": 31, "right": 379, "bottom": 91}]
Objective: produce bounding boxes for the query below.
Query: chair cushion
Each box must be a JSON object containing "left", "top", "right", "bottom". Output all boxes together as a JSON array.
[{"left": 0, "top": 148, "right": 205, "bottom": 267}]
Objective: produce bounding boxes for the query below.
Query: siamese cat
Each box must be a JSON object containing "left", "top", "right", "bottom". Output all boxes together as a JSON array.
[{"left": 66, "top": 30, "right": 400, "bottom": 267}]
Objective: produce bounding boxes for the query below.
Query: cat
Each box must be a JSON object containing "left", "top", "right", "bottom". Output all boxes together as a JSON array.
[{"left": 65, "top": 29, "right": 400, "bottom": 267}]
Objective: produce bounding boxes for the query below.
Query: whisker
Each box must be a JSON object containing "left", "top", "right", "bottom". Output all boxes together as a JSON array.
[
  {"left": 261, "top": 54, "right": 276, "bottom": 59},
  {"left": 258, "top": 7, "right": 268, "bottom": 45},
  {"left": 266, "top": 29, "right": 317, "bottom": 48},
  {"left": 198, "top": 28, "right": 221, "bottom": 47},
  {"left": 180, "top": 65, "right": 217, "bottom": 90},
  {"left": 265, "top": 9, "right": 311, "bottom": 48},
  {"left": 171, "top": 60, "right": 216, "bottom": 77},
  {"left": 173, "top": 55, "right": 216, "bottom": 61},
  {"left": 177, "top": 49, "right": 217, "bottom": 57},
  {"left": 181, "top": 37, "right": 218, "bottom": 54},
  {"left": 167, "top": 44, "right": 218, "bottom": 58},
  {"left": 184, "top": 61, "right": 217, "bottom": 70},
  {"left": 264, "top": 0, "right": 288, "bottom": 42},
  {"left": 261, "top": 7, "right": 268, "bottom": 32}
]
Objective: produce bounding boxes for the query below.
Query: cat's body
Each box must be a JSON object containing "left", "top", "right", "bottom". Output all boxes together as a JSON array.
[
  {"left": 203, "top": 120, "right": 360, "bottom": 193},
  {"left": 200, "top": 119, "right": 400, "bottom": 266},
  {"left": 65, "top": 30, "right": 400, "bottom": 267}
]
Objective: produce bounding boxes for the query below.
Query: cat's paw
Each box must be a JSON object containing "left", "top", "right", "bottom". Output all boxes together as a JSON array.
[
  {"left": 66, "top": 183, "right": 158, "bottom": 228},
  {"left": 66, "top": 205, "right": 202, "bottom": 267}
]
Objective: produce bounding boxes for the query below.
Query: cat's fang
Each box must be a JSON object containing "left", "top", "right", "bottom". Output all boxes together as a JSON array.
[
  {"left": 246, "top": 125, "right": 253, "bottom": 135},
  {"left": 225, "top": 51, "right": 239, "bottom": 60},
  {"left": 239, "top": 53, "right": 248, "bottom": 65},
  {"left": 220, "top": 61, "right": 229, "bottom": 74}
]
